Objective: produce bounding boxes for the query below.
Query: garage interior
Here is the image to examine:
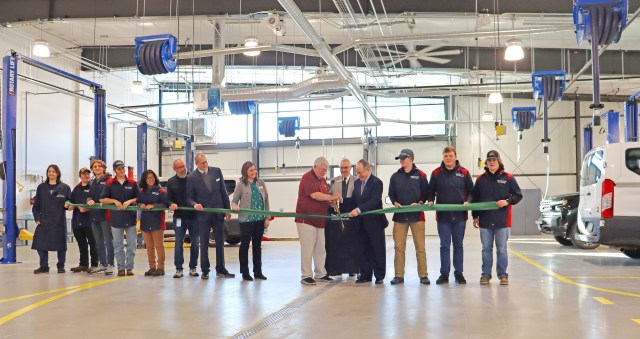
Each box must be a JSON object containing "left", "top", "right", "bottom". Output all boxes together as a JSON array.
[{"left": 1, "top": 0, "right": 640, "bottom": 337}]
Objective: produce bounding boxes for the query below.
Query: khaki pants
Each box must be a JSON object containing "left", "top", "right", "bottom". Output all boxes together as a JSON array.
[
  {"left": 142, "top": 230, "right": 165, "bottom": 270},
  {"left": 296, "top": 222, "right": 327, "bottom": 279},
  {"left": 393, "top": 221, "right": 427, "bottom": 278}
]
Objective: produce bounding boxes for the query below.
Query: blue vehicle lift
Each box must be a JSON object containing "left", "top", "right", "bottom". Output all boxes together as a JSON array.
[
  {"left": 136, "top": 123, "right": 194, "bottom": 177},
  {"left": 1, "top": 51, "right": 107, "bottom": 264}
]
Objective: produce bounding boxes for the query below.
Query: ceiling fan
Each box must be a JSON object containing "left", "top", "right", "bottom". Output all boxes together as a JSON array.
[{"left": 370, "top": 44, "right": 463, "bottom": 68}]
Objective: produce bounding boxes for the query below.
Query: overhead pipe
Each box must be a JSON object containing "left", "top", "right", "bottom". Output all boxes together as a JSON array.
[
  {"left": 332, "top": 25, "right": 575, "bottom": 55},
  {"left": 222, "top": 74, "right": 347, "bottom": 102},
  {"left": 277, "top": 0, "right": 380, "bottom": 125},
  {"left": 211, "top": 21, "right": 225, "bottom": 88},
  {"left": 176, "top": 45, "right": 320, "bottom": 59}
]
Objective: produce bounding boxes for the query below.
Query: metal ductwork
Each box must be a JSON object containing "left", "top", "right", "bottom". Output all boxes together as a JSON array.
[
  {"left": 221, "top": 74, "right": 348, "bottom": 102},
  {"left": 277, "top": 0, "right": 380, "bottom": 125},
  {"left": 211, "top": 21, "right": 225, "bottom": 88}
]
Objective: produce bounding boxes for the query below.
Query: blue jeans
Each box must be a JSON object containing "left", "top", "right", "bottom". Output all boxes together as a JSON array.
[
  {"left": 437, "top": 220, "right": 467, "bottom": 276},
  {"left": 111, "top": 226, "right": 137, "bottom": 270},
  {"left": 91, "top": 220, "right": 114, "bottom": 266},
  {"left": 174, "top": 217, "right": 199, "bottom": 270},
  {"left": 479, "top": 227, "right": 510, "bottom": 278},
  {"left": 38, "top": 250, "right": 66, "bottom": 269}
]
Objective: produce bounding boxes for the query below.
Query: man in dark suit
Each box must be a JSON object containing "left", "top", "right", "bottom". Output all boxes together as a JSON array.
[
  {"left": 186, "top": 153, "right": 234, "bottom": 279},
  {"left": 348, "top": 159, "right": 389, "bottom": 285}
]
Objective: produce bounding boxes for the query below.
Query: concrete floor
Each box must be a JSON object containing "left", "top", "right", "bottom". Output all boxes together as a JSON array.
[{"left": 1, "top": 234, "right": 640, "bottom": 338}]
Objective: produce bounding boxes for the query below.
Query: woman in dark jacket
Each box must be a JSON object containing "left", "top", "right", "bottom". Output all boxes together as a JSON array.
[
  {"left": 231, "top": 161, "right": 270, "bottom": 281},
  {"left": 32, "top": 164, "right": 72, "bottom": 274},
  {"left": 138, "top": 169, "right": 168, "bottom": 276},
  {"left": 67, "top": 167, "right": 98, "bottom": 273}
]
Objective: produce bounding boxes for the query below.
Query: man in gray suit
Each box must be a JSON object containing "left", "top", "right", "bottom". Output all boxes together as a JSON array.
[
  {"left": 330, "top": 159, "right": 355, "bottom": 201},
  {"left": 186, "top": 153, "right": 234, "bottom": 279}
]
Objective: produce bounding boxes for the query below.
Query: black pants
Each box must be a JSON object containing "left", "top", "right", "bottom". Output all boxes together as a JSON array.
[
  {"left": 358, "top": 223, "right": 386, "bottom": 280},
  {"left": 239, "top": 220, "right": 265, "bottom": 274},
  {"left": 72, "top": 227, "right": 98, "bottom": 267},
  {"left": 198, "top": 214, "right": 226, "bottom": 273}
]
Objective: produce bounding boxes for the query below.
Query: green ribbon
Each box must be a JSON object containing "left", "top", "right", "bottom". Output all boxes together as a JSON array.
[{"left": 66, "top": 201, "right": 498, "bottom": 219}]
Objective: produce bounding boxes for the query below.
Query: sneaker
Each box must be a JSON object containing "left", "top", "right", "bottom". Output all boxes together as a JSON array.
[
  {"left": 70, "top": 265, "right": 88, "bottom": 273},
  {"left": 91, "top": 264, "right": 107, "bottom": 273},
  {"left": 419, "top": 276, "right": 430, "bottom": 285},
  {"left": 144, "top": 268, "right": 156, "bottom": 277},
  {"left": 126, "top": 270, "right": 134, "bottom": 276},
  {"left": 33, "top": 267, "right": 49, "bottom": 274},
  {"left": 375, "top": 278, "right": 384, "bottom": 285},
  {"left": 242, "top": 273, "right": 254, "bottom": 281},
  {"left": 254, "top": 273, "right": 267, "bottom": 280},
  {"left": 87, "top": 266, "right": 99, "bottom": 274},
  {"left": 480, "top": 275, "right": 491, "bottom": 285},
  {"left": 455, "top": 273, "right": 467, "bottom": 284},
  {"left": 317, "top": 275, "right": 333, "bottom": 283},
  {"left": 499, "top": 276, "right": 509, "bottom": 285},
  {"left": 390, "top": 276, "right": 404, "bottom": 285},
  {"left": 152, "top": 269, "right": 165, "bottom": 276},
  {"left": 57, "top": 267, "right": 66, "bottom": 273},
  {"left": 105, "top": 265, "right": 114, "bottom": 275},
  {"left": 173, "top": 269, "right": 184, "bottom": 278},
  {"left": 189, "top": 268, "right": 200, "bottom": 277},
  {"left": 117, "top": 269, "right": 126, "bottom": 276},
  {"left": 436, "top": 275, "right": 449, "bottom": 284},
  {"left": 301, "top": 277, "right": 316, "bottom": 285}
]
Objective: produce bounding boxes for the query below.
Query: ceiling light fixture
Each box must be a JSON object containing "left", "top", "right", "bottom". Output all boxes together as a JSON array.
[
  {"left": 482, "top": 111, "right": 495, "bottom": 121},
  {"left": 131, "top": 80, "right": 144, "bottom": 94},
  {"left": 33, "top": 39, "right": 50, "bottom": 57},
  {"left": 504, "top": 39, "right": 524, "bottom": 61},
  {"left": 488, "top": 92, "right": 503, "bottom": 104},
  {"left": 243, "top": 37, "right": 261, "bottom": 56}
]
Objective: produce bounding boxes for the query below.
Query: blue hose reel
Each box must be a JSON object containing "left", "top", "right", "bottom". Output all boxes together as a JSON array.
[
  {"left": 278, "top": 117, "right": 300, "bottom": 138},
  {"left": 574, "top": 0, "right": 627, "bottom": 46},
  {"left": 228, "top": 101, "right": 257, "bottom": 115},
  {"left": 512, "top": 107, "right": 536, "bottom": 132},
  {"left": 532, "top": 71, "right": 566, "bottom": 102},
  {"left": 134, "top": 34, "right": 178, "bottom": 75}
]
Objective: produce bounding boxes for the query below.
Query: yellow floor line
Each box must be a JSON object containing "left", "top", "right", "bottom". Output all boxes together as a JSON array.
[
  {"left": 0, "top": 284, "right": 88, "bottom": 303},
  {"left": 509, "top": 248, "right": 640, "bottom": 298},
  {"left": 0, "top": 277, "right": 128, "bottom": 326},
  {"left": 593, "top": 297, "right": 614, "bottom": 305},
  {"left": 632, "top": 319, "right": 640, "bottom": 325}
]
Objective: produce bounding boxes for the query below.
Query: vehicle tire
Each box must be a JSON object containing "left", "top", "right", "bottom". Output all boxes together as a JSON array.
[
  {"left": 621, "top": 248, "right": 640, "bottom": 259},
  {"left": 553, "top": 235, "right": 573, "bottom": 246},
  {"left": 569, "top": 222, "right": 600, "bottom": 250}
]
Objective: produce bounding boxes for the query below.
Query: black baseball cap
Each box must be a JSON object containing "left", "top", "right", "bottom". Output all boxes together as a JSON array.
[
  {"left": 78, "top": 167, "right": 91, "bottom": 176},
  {"left": 486, "top": 150, "right": 501, "bottom": 161},
  {"left": 113, "top": 160, "right": 125, "bottom": 170},
  {"left": 395, "top": 149, "right": 415, "bottom": 160}
]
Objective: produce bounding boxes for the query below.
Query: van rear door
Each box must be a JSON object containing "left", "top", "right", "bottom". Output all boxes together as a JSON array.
[{"left": 579, "top": 150, "right": 605, "bottom": 226}]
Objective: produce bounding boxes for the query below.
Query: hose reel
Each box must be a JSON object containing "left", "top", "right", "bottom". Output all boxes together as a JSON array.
[
  {"left": 134, "top": 34, "right": 178, "bottom": 75},
  {"left": 532, "top": 71, "right": 566, "bottom": 154},
  {"left": 278, "top": 117, "right": 300, "bottom": 138}
]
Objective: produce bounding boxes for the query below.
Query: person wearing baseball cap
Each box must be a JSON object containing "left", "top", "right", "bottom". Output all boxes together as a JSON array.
[
  {"left": 388, "top": 148, "right": 430, "bottom": 285},
  {"left": 472, "top": 150, "right": 523, "bottom": 286},
  {"left": 100, "top": 160, "right": 140, "bottom": 276},
  {"left": 66, "top": 167, "right": 99, "bottom": 273}
]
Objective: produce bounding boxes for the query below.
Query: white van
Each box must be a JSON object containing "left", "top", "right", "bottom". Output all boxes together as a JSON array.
[{"left": 575, "top": 141, "right": 640, "bottom": 259}]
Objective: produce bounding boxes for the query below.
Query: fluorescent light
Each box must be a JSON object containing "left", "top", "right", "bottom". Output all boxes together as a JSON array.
[
  {"left": 131, "top": 80, "right": 144, "bottom": 94},
  {"left": 33, "top": 39, "right": 50, "bottom": 57},
  {"left": 243, "top": 37, "right": 260, "bottom": 56},
  {"left": 488, "top": 92, "right": 503, "bottom": 104},
  {"left": 504, "top": 39, "right": 524, "bottom": 61},
  {"left": 482, "top": 111, "right": 494, "bottom": 121}
]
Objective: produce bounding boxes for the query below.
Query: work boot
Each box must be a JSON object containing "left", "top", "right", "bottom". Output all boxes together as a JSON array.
[
  {"left": 152, "top": 269, "right": 165, "bottom": 276},
  {"left": 33, "top": 267, "right": 49, "bottom": 274},
  {"left": 390, "top": 276, "right": 404, "bottom": 285},
  {"left": 480, "top": 275, "right": 491, "bottom": 285},
  {"left": 499, "top": 276, "right": 509, "bottom": 285},
  {"left": 144, "top": 268, "right": 156, "bottom": 277}
]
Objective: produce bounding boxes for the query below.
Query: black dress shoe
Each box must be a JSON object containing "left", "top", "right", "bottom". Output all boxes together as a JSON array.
[
  {"left": 355, "top": 278, "right": 372, "bottom": 284},
  {"left": 201, "top": 271, "right": 209, "bottom": 279},
  {"left": 455, "top": 273, "right": 467, "bottom": 284},
  {"left": 375, "top": 278, "right": 384, "bottom": 285},
  {"left": 242, "top": 273, "right": 254, "bottom": 281},
  {"left": 254, "top": 273, "right": 268, "bottom": 280},
  {"left": 34, "top": 267, "right": 49, "bottom": 274},
  {"left": 217, "top": 271, "right": 236, "bottom": 278},
  {"left": 57, "top": 267, "right": 66, "bottom": 273},
  {"left": 436, "top": 274, "right": 449, "bottom": 284}
]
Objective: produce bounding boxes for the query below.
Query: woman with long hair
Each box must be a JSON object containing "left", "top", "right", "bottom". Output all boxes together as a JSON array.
[
  {"left": 32, "top": 164, "right": 72, "bottom": 274},
  {"left": 231, "top": 161, "right": 270, "bottom": 281},
  {"left": 138, "top": 169, "right": 169, "bottom": 276}
]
